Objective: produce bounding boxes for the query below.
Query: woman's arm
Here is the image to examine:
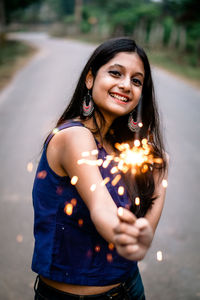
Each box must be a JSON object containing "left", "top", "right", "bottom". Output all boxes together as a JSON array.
[
  {"left": 54, "top": 126, "right": 121, "bottom": 243},
  {"left": 113, "top": 155, "right": 169, "bottom": 261}
]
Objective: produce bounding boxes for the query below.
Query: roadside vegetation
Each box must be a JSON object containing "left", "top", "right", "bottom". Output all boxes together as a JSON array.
[
  {"left": 1, "top": 0, "right": 199, "bottom": 88},
  {"left": 147, "top": 49, "right": 200, "bottom": 87},
  {"left": 0, "top": 39, "right": 36, "bottom": 90}
]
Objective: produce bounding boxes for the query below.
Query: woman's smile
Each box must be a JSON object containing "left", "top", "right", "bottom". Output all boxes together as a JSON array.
[{"left": 109, "top": 92, "right": 130, "bottom": 103}]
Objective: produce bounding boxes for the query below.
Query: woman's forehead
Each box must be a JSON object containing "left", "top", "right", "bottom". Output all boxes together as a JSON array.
[{"left": 102, "top": 52, "right": 144, "bottom": 74}]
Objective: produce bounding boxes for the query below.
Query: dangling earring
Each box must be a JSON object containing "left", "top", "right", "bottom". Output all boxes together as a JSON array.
[
  {"left": 82, "top": 90, "right": 94, "bottom": 117},
  {"left": 128, "top": 111, "right": 139, "bottom": 132}
]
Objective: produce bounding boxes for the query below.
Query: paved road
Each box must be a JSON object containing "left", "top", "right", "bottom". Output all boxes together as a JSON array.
[{"left": 0, "top": 33, "right": 199, "bottom": 300}]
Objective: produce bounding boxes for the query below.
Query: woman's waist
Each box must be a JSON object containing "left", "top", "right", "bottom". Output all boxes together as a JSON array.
[{"left": 40, "top": 276, "right": 120, "bottom": 295}]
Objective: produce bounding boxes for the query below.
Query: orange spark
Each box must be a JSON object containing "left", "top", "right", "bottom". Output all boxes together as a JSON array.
[
  {"left": 78, "top": 219, "right": 83, "bottom": 226},
  {"left": 71, "top": 198, "right": 77, "bottom": 206},
  {"left": 95, "top": 245, "right": 101, "bottom": 252},
  {"left": 107, "top": 253, "right": 113, "bottom": 262},
  {"left": 141, "top": 164, "right": 148, "bottom": 173},
  {"left": 108, "top": 243, "right": 115, "bottom": 251},
  {"left": 111, "top": 174, "right": 121, "bottom": 186},
  {"left": 37, "top": 170, "right": 47, "bottom": 179},
  {"left": 64, "top": 203, "right": 73, "bottom": 215},
  {"left": 101, "top": 177, "right": 110, "bottom": 186}
]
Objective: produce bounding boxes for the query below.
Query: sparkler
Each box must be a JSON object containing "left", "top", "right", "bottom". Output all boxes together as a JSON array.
[{"left": 75, "top": 138, "right": 167, "bottom": 202}]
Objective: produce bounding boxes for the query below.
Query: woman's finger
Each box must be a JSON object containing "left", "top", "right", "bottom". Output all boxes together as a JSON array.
[
  {"left": 114, "top": 233, "right": 138, "bottom": 246},
  {"left": 117, "top": 207, "right": 137, "bottom": 224},
  {"left": 114, "top": 221, "right": 140, "bottom": 238}
]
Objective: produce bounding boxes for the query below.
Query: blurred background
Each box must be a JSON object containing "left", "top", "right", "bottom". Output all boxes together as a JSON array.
[
  {"left": 0, "top": 0, "right": 200, "bottom": 88},
  {"left": 0, "top": 1, "right": 200, "bottom": 300}
]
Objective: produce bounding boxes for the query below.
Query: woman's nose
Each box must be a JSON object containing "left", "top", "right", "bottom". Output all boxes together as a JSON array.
[{"left": 118, "top": 77, "right": 131, "bottom": 91}]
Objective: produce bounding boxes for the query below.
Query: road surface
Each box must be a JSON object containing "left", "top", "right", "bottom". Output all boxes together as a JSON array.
[{"left": 0, "top": 32, "right": 199, "bottom": 300}]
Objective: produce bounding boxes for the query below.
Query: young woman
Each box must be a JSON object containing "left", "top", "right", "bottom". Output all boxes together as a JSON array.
[{"left": 32, "top": 37, "right": 168, "bottom": 299}]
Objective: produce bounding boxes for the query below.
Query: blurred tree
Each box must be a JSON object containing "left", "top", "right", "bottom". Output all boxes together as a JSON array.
[
  {"left": 4, "top": 0, "right": 42, "bottom": 23},
  {"left": 0, "top": 0, "right": 6, "bottom": 42}
]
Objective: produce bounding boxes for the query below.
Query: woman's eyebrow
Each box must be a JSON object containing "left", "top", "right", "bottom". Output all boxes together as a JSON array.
[
  {"left": 109, "top": 63, "right": 124, "bottom": 69},
  {"left": 109, "top": 64, "right": 144, "bottom": 78}
]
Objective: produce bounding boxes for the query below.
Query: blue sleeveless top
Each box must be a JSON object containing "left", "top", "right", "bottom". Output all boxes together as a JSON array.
[{"left": 32, "top": 121, "right": 137, "bottom": 286}]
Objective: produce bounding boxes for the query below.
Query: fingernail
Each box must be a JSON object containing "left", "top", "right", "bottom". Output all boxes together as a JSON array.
[{"left": 118, "top": 207, "right": 123, "bottom": 217}]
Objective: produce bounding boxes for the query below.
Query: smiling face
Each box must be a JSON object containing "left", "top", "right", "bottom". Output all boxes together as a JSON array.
[{"left": 85, "top": 52, "right": 145, "bottom": 125}]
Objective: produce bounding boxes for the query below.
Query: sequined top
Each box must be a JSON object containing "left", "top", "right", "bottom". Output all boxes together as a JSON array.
[{"left": 31, "top": 121, "right": 137, "bottom": 286}]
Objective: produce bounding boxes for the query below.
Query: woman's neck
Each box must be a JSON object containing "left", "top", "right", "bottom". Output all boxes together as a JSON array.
[{"left": 82, "top": 116, "right": 111, "bottom": 139}]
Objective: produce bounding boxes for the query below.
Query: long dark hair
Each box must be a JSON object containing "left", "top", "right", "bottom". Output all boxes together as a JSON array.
[{"left": 56, "top": 37, "right": 166, "bottom": 217}]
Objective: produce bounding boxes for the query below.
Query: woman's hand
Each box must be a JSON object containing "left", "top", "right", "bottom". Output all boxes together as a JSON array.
[{"left": 113, "top": 207, "right": 153, "bottom": 261}]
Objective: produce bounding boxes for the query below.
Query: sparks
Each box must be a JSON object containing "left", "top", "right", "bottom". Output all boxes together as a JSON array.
[
  {"left": 118, "top": 186, "right": 124, "bottom": 195},
  {"left": 16, "top": 234, "right": 23, "bottom": 243},
  {"left": 114, "top": 142, "right": 162, "bottom": 174},
  {"left": 118, "top": 207, "right": 124, "bottom": 217},
  {"left": 156, "top": 251, "right": 163, "bottom": 261},
  {"left": 37, "top": 170, "right": 47, "bottom": 179},
  {"left": 52, "top": 128, "right": 59, "bottom": 134},
  {"left": 101, "top": 177, "right": 110, "bottom": 186},
  {"left": 27, "top": 162, "right": 33, "bottom": 172},
  {"left": 90, "top": 184, "right": 96, "bottom": 192},
  {"left": 64, "top": 203, "right": 73, "bottom": 216},
  {"left": 71, "top": 198, "right": 77, "bottom": 206},
  {"left": 162, "top": 179, "right": 168, "bottom": 188},
  {"left": 134, "top": 140, "right": 140, "bottom": 147},
  {"left": 91, "top": 149, "right": 98, "bottom": 155},
  {"left": 135, "top": 197, "right": 140, "bottom": 206},
  {"left": 82, "top": 151, "right": 90, "bottom": 157},
  {"left": 71, "top": 176, "right": 78, "bottom": 185},
  {"left": 111, "top": 174, "right": 121, "bottom": 186},
  {"left": 107, "top": 253, "right": 113, "bottom": 262},
  {"left": 78, "top": 219, "right": 83, "bottom": 226},
  {"left": 95, "top": 245, "right": 101, "bottom": 252},
  {"left": 108, "top": 243, "right": 115, "bottom": 251},
  {"left": 110, "top": 166, "right": 118, "bottom": 174}
]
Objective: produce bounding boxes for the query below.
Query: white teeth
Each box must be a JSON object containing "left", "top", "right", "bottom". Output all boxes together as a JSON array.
[{"left": 110, "top": 93, "right": 129, "bottom": 102}]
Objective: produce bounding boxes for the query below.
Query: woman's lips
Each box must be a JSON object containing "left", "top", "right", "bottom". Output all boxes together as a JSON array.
[{"left": 109, "top": 92, "right": 130, "bottom": 103}]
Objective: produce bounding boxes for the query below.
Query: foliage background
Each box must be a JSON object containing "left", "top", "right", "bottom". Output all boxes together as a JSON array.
[{"left": 0, "top": 0, "right": 199, "bottom": 81}]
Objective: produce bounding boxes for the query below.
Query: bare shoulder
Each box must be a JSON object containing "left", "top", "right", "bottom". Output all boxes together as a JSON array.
[
  {"left": 46, "top": 125, "right": 97, "bottom": 177},
  {"left": 57, "top": 125, "right": 97, "bottom": 152}
]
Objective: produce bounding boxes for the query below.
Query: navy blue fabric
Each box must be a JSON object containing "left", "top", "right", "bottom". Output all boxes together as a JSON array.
[{"left": 32, "top": 121, "right": 137, "bottom": 286}]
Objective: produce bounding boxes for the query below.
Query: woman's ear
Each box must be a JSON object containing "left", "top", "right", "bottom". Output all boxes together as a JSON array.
[{"left": 85, "top": 70, "right": 94, "bottom": 89}]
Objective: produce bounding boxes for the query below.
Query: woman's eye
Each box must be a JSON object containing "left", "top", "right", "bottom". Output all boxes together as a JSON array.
[
  {"left": 132, "top": 78, "right": 142, "bottom": 86},
  {"left": 108, "top": 70, "right": 121, "bottom": 77}
]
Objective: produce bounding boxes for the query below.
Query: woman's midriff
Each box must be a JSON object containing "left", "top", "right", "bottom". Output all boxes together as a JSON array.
[{"left": 40, "top": 276, "right": 121, "bottom": 295}]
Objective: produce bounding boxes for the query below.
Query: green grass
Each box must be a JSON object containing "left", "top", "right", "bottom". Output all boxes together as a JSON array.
[
  {"left": 147, "top": 49, "right": 200, "bottom": 86},
  {"left": 0, "top": 40, "right": 36, "bottom": 90}
]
